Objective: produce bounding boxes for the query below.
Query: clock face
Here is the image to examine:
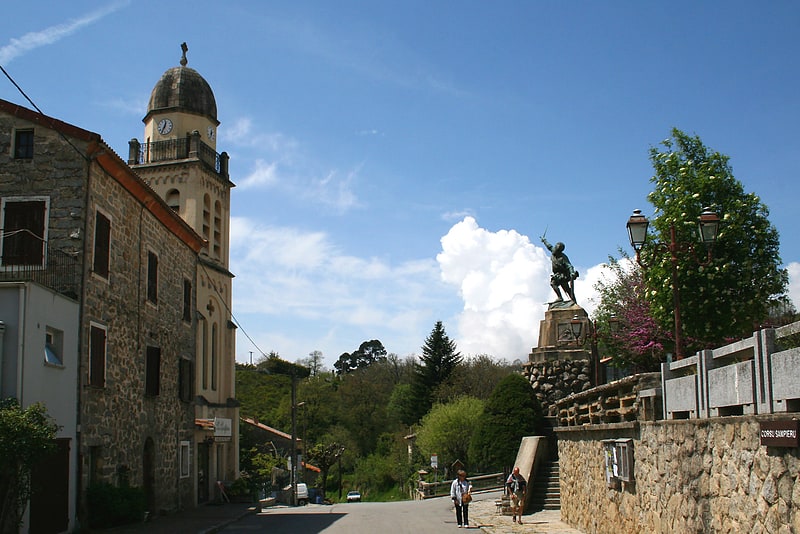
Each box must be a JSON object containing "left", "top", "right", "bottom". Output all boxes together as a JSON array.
[
  {"left": 207, "top": 125, "right": 215, "bottom": 140},
  {"left": 157, "top": 118, "right": 173, "bottom": 135}
]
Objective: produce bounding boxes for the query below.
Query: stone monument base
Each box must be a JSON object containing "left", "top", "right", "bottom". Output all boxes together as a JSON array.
[{"left": 529, "top": 301, "right": 589, "bottom": 363}]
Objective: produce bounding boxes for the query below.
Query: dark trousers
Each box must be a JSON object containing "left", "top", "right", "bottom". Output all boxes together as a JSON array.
[{"left": 455, "top": 503, "right": 469, "bottom": 526}]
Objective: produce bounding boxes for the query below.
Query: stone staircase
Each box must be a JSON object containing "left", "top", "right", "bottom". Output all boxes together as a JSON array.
[{"left": 529, "top": 457, "right": 561, "bottom": 511}]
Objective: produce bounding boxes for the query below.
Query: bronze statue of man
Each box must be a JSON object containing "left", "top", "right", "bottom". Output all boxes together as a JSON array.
[{"left": 541, "top": 236, "right": 578, "bottom": 303}]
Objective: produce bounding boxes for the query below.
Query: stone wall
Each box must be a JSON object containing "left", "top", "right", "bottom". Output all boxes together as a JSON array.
[
  {"left": 525, "top": 357, "right": 593, "bottom": 416},
  {"left": 80, "top": 159, "right": 197, "bottom": 513},
  {"left": 557, "top": 416, "right": 800, "bottom": 533}
]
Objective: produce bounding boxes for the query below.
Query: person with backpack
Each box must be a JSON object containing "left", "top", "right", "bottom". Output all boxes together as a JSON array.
[{"left": 506, "top": 466, "right": 527, "bottom": 524}]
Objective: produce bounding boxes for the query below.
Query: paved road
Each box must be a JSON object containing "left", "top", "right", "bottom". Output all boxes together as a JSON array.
[
  {"left": 221, "top": 495, "right": 462, "bottom": 533},
  {"left": 220, "top": 490, "right": 584, "bottom": 533}
]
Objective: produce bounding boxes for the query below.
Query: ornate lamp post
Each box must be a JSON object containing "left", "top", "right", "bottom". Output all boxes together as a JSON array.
[
  {"left": 626, "top": 207, "right": 720, "bottom": 360},
  {"left": 570, "top": 315, "right": 620, "bottom": 385}
]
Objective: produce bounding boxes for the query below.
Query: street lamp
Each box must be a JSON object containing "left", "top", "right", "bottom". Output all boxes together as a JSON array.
[
  {"left": 570, "top": 315, "right": 620, "bottom": 385},
  {"left": 625, "top": 207, "right": 720, "bottom": 360}
]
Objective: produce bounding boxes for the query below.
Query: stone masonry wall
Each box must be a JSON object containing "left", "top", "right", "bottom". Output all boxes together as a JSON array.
[
  {"left": 81, "top": 160, "right": 197, "bottom": 513},
  {"left": 525, "top": 357, "right": 593, "bottom": 416},
  {"left": 558, "top": 417, "right": 800, "bottom": 534}
]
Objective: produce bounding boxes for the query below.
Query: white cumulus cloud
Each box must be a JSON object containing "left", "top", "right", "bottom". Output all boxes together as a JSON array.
[
  {"left": 788, "top": 262, "right": 800, "bottom": 311},
  {"left": 437, "top": 216, "right": 606, "bottom": 361}
]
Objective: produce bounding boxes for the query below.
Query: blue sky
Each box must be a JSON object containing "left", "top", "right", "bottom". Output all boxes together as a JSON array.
[{"left": 2, "top": 1, "right": 798, "bottom": 370}]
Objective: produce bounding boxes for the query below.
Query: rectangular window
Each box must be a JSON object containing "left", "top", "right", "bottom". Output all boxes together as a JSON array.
[
  {"left": 1, "top": 198, "right": 47, "bottom": 266},
  {"left": 180, "top": 441, "right": 191, "bottom": 478},
  {"left": 89, "top": 324, "right": 106, "bottom": 387},
  {"left": 147, "top": 251, "right": 158, "bottom": 304},
  {"left": 183, "top": 279, "right": 192, "bottom": 322},
  {"left": 45, "top": 327, "right": 64, "bottom": 366},
  {"left": 179, "top": 358, "right": 193, "bottom": 402},
  {"left": 14, "top": 129, "right": 34, "bottom": 159},
  {"left": 93, "top": 211, "right": 111, "bottom": 278},
  {"left": 145, "top": 346, "right": 161, "bottom": 396}
]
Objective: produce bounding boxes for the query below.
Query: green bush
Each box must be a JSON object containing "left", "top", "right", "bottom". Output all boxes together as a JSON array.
[{"left": 86, "top": 482, "right": 146, "bottom": 528}]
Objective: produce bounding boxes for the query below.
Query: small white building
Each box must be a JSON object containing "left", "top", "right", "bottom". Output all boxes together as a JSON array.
[{"left": 0, "top": 281, "right": 79, "bottom": 533}]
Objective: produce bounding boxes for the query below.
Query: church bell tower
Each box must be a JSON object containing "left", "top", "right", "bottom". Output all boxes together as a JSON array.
[{"left": 128, "top": 43, "right": 238, "bottom": 505}]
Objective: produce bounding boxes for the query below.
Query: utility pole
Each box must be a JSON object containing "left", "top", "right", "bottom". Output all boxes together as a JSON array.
[{"left": 291, "top": 373, "right": 298, "bottom": 505}]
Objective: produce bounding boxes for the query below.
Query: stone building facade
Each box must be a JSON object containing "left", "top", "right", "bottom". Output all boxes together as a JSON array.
[
  {"left": 80, "top": 149, "right": 202, "bottom": 514},
  {"left": 0, "top": 97, "right": 205, "bottom": 524}
]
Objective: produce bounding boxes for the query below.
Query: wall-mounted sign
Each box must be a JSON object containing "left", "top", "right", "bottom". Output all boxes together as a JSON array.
[
  {"left": 760, "top": 420, "right": 799, "bottom": 447},
  {"left": 215, "top": 417, "right": 232, "bottom": 442}
]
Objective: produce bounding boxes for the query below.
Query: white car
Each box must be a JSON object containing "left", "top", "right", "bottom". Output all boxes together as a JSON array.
[{"left": 346, "top": 490, "right": 361, "bottom": 502}]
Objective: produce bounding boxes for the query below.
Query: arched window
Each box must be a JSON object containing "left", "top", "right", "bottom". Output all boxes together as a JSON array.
[
  {"left": 202, "top": 194, "right": 211, "bottom": 243},
  {"left": 213, "top": 200, "right": 222, "bottom": 259},
  {"left": 211, "top": 322, "right": 218, "bottom": 391},
  {"left": 201, "top": 318, "right": 208, "bottom": 390},
  {"left": 166, "top": 189, "right": 180, "bottom": 212}
]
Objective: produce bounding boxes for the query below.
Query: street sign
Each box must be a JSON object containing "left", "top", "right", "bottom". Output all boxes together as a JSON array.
[
  {"left": 760, "top": 420, "right": 799, "bottom": 447},
  {"left": 431, "top": 454, "right": 438, "bottom": 469}
]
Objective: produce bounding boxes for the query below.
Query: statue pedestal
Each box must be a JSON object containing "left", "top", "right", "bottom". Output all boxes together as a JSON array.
[{"left": 529, "top": 302, "right": 589, "bottom": 363}]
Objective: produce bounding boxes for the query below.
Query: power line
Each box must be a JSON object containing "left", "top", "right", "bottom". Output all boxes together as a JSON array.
[
  {"left": 198, "top": 261, "right": 269, "bottom": 361},
  {"left": 1, "top": 63, "right": 89, "bottom": 161}
]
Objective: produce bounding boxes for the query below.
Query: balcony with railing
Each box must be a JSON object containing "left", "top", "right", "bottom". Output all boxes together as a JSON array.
[
  {"left": 0, "top": 248, "right": 80, "bottom": 299},
  {"left": 128, "top": 131, "right": 229, "bottom": 178}
]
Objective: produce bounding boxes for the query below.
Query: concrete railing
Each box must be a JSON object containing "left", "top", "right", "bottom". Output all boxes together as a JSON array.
[
  {"left": 661, "top": 320, "right": 800, "bottom": 419},
  {"left": 417, "top": 472, "right": 504, "bottom": 499}
]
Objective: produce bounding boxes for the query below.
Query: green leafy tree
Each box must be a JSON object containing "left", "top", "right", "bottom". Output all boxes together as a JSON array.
[
  {"left": 415, "top": 396, "right": 484, "bottom": 470},
  {"left": 469, "top": 373, "right": 542, "bottom": 472},
  {"left": 334, "top": 340, "right": 388, "bottom": 375},
  {"left": 410, "top": 321, "right": 462, "bottom": 423},
  {"left": 306, "top": 442, "right": 344, "bottom": 499},
  {"left": 0, "top": 398, "right": 59, "bottom": 532},
  {"left": 643, "top": 129, "right": 788, "bottom": 354},
  {"left": 434, "top": 354, "right": 517, "bottom": 403},
  {"left": 387, "top": 383, "right": 417, "bottom": 427},
  {"left": 336, "top": 366, "right": 391, "bottom": 455}
]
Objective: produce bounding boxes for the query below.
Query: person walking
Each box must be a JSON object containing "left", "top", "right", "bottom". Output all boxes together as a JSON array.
[
  {"left": 506, "top": 466, "right": 527, "bottom": 524},
  {"left": 450, "top": 469, "right": 473, "bottom": 528}
]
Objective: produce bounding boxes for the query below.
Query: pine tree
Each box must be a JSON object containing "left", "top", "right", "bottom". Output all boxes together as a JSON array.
[{"left": 409, "top": 321, "right": 462, "bottom": 423}]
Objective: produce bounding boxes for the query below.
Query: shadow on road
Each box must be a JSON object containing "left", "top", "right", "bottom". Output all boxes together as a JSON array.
[{"left": 245, "top": 510, "right": 347, "bottom": 532}]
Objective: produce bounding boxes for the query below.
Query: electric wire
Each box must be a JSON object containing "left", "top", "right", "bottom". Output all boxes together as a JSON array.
[
  {"left": 2, "top": 63, "right": 270, "bottom": 363},
  {"left": 1, "top": 63, "right": 90, "bottom": 162},
  {"left": 199, "top": 261, "right": 270, "bottom": 362}
]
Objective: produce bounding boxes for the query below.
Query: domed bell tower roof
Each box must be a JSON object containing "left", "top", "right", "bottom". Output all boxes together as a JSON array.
[{"left": 144, "top": 43, "right": 218, "bottom": 125}]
